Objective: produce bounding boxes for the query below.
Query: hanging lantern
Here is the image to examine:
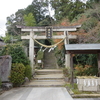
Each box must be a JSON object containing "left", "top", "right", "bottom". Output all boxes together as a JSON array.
[{"left": 45, "top": 26, "right": 53, "bottom": 39}]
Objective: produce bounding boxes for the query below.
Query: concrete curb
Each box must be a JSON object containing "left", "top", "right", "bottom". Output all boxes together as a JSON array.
[
  {"left": 67, "top": 88, "right": 100, "bottom": 98},
  {"left": 72, "top": 94, "right": 100, "bottom": 98}
]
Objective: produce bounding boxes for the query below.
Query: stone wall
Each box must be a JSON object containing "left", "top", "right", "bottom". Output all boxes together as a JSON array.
[
  {"left": 0, "top": 55, "right": 12, "bottom": 82},
  {"left": 77, "top": 76, "right": 100, "bottom": 92}
]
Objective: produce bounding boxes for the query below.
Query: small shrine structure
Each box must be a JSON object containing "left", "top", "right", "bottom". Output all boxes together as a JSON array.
[{"left": 65, "top": 44, "right": 100, "bottom": 83}]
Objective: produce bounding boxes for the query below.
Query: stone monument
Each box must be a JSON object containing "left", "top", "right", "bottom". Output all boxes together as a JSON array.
[{"left": 0, "top": 55, "right": 12, "bottom": 82}]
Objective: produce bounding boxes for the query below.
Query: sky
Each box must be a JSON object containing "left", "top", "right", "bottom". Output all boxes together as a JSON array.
[{"left": 0, "top": 0, "right": 33, "bottom": 37}]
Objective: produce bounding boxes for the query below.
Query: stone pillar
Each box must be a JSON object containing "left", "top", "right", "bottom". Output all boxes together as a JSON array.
[
  {"left": 29, "top": 30, "right": 34, "bottom": 74},
  {"left": 0, "top": 55, "right": 12, "bottom": 82},
  {"left": 65, "top": 54, "right": 70, "bottom": 68},
  {"left": 64, "top": 31, "right": 70, "bottom": 68},
  {"left": 70, "top": 53, "right": 74, "bottom": 84}
]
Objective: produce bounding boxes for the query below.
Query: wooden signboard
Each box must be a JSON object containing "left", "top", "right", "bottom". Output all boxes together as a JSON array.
[{"left": 45, "top": 26, "right": 52, "bottom": 39}]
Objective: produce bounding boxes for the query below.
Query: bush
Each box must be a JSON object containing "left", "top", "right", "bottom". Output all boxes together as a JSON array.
[
  {"left": 63, "top": 68, "right": 70, "bottom": 77},
  {"left": 25, "top": 65, "right": 32, "bottom": 80},
  {"left": 74, "top": 64, "right": 98, "bottom": 76},
  {"left": 0, "top": 44, "right": 30, "bottom": 66},
  {"left": 10, "top": 63, "right": 25, "bottom": 87},
  {"left": 36, "top": 50, "right": 44, "bottom": 60},
  {"left": 82, "top": 17, "right": 98, "bottom": 32},
  {"left": 55, "top": 45, "right": 65, "bottom": 68}
]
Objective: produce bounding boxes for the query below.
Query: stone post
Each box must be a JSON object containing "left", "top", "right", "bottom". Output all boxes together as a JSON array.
[
  {"left": 29, "top": 30, "right": 34, "bottom": 74},
  {"left": 0, "top": 55, "right": 12, "bottom": 82},
  {"left": 64, "top": 31, "right": 70, "bottom": 68}
]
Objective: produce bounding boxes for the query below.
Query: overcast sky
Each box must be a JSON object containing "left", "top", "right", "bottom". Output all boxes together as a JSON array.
[{"left": 0, "top": 0, "right": 33, "bottom": 37}]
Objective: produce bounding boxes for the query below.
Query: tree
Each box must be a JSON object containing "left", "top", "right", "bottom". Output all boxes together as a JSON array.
[
  {"left": 50, "top": 0, "right": 86, "bottom": 21},
  {"left": 86, "top": 0, "right": 100, "bottom": 9},
  {"left": 38, "top": 15, "right": 54, "bottom": 26},
  {"left": 15, "top": 9, "right": 25, "bottom": 25},
  {"left": 24, "top": 0, "right": 48, "bottom": 25},
  {"left": 23, "top": 13, "right": 36, "bottom": 26},
  {"left": 6, "top": 14, "right": 19, "bottom": 35},
  {"left": 87, "top": 0, "right": 100, "bottom": 3},
  {"left": 50, "top": 0, "right": 71, "bottom": 20},
  {"left": 68, "top": 0, "right": 86, "bottom": 21},
  {"left": 6, "top": 9, "right": 25, "bottom": 35}
]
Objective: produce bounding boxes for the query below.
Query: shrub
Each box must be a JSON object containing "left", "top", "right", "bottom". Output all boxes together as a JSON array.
[
  {"left": 0, "top": 44, "right": 30, "bottom": 66},
  {"left": 74, "top": 64, "right": 98, "bottom": 76},
  {"left": 36, "top": 50, "right": 44, "bottom": 60},
  {"left": 10, "top": 63, "right": 25, "bottom": 87},
  {"left": 55, "top": 45, "right": 65, "bottom": 68},
  {"left": 63, "top": 68, "right": 71, "bottom": 77},
  {"left": 82, "top": 17, "right": 98, "bottom": 32},
  {"left": 25, "top": 65, "right": 32, "bottom": 80}
]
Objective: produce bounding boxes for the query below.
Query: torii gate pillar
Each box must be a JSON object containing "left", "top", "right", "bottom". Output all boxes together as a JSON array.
[
  {"left": 29, "top": 30, "right": 34, "bottom": 73},
  {"left": 64, "top": 31, "right": 70, "bottom": 68}
]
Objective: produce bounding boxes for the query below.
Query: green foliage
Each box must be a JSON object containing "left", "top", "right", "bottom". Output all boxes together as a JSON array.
[
  {"left": 0, "top": 79, "right": 2, "bottom": 88},
  {"left": 68, "top": 1, "right": 86, "bottom": 21},
  {"left": 63, "top": 68, "right": 71, "bottom": 77},
  {"left": 23, "top": 13, "right": 36, "bottom": 26},
  {"left": 2, "top": 34, "right": 22, "bottom": 44},
  {"left": 87, "top": 0, "right": 100, "bottom": 4},
  {"left": 37, "top": 50, "right": 44, "bottom": 60},
  {"left": 2, "top": 34, "right": 11, "bottom": 43},
  {"left": 36, "top": 50, "right": 44, "bottom": 68},
  {"left": 73, "top": 54, "right": 98, "bottom": 76},
  {"left": 25, "top": 65, "right": 32, "bottom": 80},
  {"left": 10, "top": 63, "right": 25, "bottom": 87},
  {"left": 55, "top": 46, "right": 65, "bottom": 67},
  {"left": 82, "top": 17, "right": 98, "bottom": 32},
  {"left": 6, "top": 14, "right": 22, "bottom": 36},
  {"left": 74, "top": 54, "right": 97, "bottom": 66},
  {"left": 65, "top": 83, "right": 92, "bottom": 94},
  {"left": 50, "top": 0, "right": 86, "bottom": 21},
  {"left": 74, "top": 64, "right": 98, "bottom": 76},
  {"left": 26, "top": 0, "right": 48, "bottom": 24},
  {"left": 38, "top": 15, "right": 54, "bottom": 26},
  {"left": 65, "top": 83, "right": 78, "bottom": 90},
  {"left": 50, "top": 0, "right": 71, "bottom": 20},
  {"left": 0, "top": 45, "right": 30, "bottom": 66}
]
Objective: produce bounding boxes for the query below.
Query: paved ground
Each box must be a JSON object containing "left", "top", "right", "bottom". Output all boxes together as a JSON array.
[{"left": 0, "top": 87, "right": 73, "bottom": 100}]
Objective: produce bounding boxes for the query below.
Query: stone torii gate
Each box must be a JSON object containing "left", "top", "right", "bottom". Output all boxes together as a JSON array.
[{"left": 16, "top": 25, "right": 81, "bottom": 73}]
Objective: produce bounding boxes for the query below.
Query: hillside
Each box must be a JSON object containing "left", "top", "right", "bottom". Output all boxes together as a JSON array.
[{"left": 57, "top": 6, "right": 100, "bottom": 44}]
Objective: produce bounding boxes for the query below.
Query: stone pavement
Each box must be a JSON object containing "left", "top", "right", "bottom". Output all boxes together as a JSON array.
[{"left": 0, "top": 87, "right": 73, "bottom": 100}]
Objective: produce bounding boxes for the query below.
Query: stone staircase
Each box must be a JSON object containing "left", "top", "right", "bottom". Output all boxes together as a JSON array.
[
  {"left": 24, "top": 69, "right": 65, "bottom": 87},
  {"left": 43, "top": 49, "right": 58, "bottom": 69}
]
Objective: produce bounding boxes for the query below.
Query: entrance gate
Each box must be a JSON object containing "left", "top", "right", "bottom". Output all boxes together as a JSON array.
[{"left": 17, "top": 25, "right": 81, "bottom": 73}]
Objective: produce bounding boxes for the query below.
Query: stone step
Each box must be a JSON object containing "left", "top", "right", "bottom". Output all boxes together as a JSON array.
[
  {"left": 34, "top": 74, "right": 64, "bottom": 80},
  {"left": 32, "top": 79, "right": 64, "bottom": 82},
  {"left": 23, "top": 80, "right": 65, "bottom": 87},
  {"left": 24, "top": 69, "right": 66, "bottom": 87},
  {"left": 35, "top": 69, "right": 63, "bottom": 75},
  {"left": 43, "top": 49, "right": 58, "bottom": 69}
]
